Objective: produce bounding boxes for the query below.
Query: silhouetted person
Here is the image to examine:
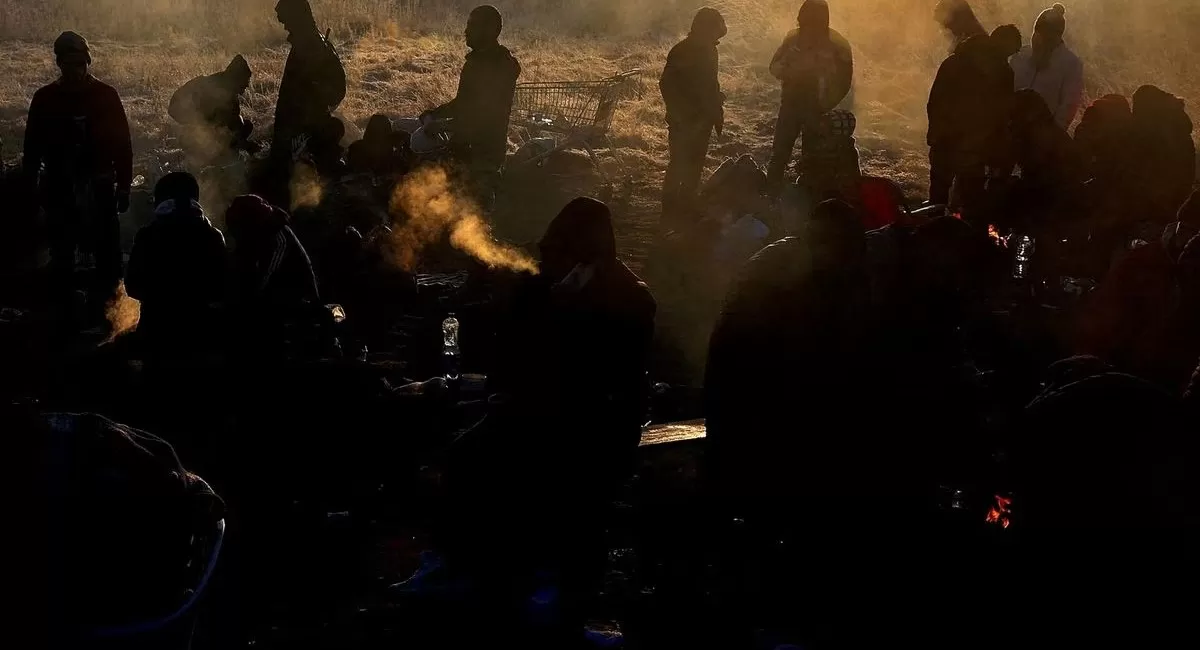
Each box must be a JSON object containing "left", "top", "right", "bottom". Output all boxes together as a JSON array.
[
  {"left": 442, "top": 198, "right": 655, "bottom": 636},
  {"left": 1074, "top": 93, "right": 1134, "bottom": 186},
  {"left": 346, "top": 114, "right": 407, "bottom": 176},
  {"left": 125, "top": 172, "right": 227, "bottom": 360},
  {"left": 423, "top": 5, "right": 520, "bottom": 201},
  {"left": 1011, "top": 3, "right": 1083, "bottom": 129},
  {"left": 927, "top": 25, "right": 1021, "bottom": 211},
  {"left": 169, "top": 55, "right": 259, "bottom": 163},
  {"left": 706, "top": 199, "right": 874, "bottom": 531},
  {"left": 765, "top": 0, "right": 853, "bottom": 190},
  {"left": 933, "top": 0, "right": 987, "bottom": 51},
  {"left": 1129, "top": 85, "right": 1196, "bottom": 225},
  {"left": 660, "top": 7, "right": 727, "bottom": 227},
  {"left": 1006, "top": 89, "right": 1084, "bottom": 226},
  {"left": 23, "top": 32, "right": 132, "bottom": 313},
  {"left": 272, "top": 0, "right": 346, "bottom": 168},
  {"left": 226, "top": 194, "right": 319, "bottom": 310}
]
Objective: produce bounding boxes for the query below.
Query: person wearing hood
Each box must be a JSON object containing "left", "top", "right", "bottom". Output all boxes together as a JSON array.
[
  {"left": 438, "top": 198, "right": 655, "bottom": 635},
  {"left": 23, "top": 31, "right": 133, "bottom": 312},
  {"left": 705, "top": 199, "right": 874, "bottom": 534},
  {"left": 660, "top": 7, "right": 728, "bottom": 228},
  {"left": 423, "top": 5, "right": 521, "bottom": 201},
  {"left": 225, "top": 194, "right": 320, "bottom": 317},
  {"left": 272, "top": 0, "right": 346, "bottom": 171},
  {"left": 765, "top": 0, "right": 854, "bottom": 189},
  {"left": 168, "top": 54, "right": 259, "bottom": 162},
  {"left": 934, "top": 0, "right": 987, "bottom": 51},
  {"left": 125, "top": 172, "right": 228, "bottom": 355},
  {"left": 1011, "top": 4, "right": 1084, "bottom": 130},
  {"left": 1129, "top": 85, "right": 1196, "bottom": 225},
  {"left": 926, "top": 24, "right": 1022, "bottom": 212}
]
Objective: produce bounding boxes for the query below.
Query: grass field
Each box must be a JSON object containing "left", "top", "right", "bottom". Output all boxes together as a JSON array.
[{"left": 1, "top": 0, "right": 1197, "bottom": 262}]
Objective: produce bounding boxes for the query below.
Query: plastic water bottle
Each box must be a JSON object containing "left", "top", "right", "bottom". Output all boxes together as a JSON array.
[
  {"left": 1013, "top": 234, "right": 1035, "bottom": 279},
  {"left": 442, "top": 314, "right": 460, "bottom": 382}
]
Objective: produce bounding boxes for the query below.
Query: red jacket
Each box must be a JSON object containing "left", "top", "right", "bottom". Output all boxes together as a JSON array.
[{"left": 22, "top": 75, "right": 133, "bottom": 192}]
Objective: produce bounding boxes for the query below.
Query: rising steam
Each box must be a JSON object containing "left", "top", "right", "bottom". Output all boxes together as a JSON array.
[
  {"left": 104, "top": 281, "right": 141, "bottom": 343},
  {"left": 289, "top": 162, "right": 325, "bottom": 212},
  {"left": 388, "top": 166, "right": 538, "bottom": 274}
]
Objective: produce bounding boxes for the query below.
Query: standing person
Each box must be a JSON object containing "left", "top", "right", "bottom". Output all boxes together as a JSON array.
[
  {"left": 22, "top": 31, "right": 133, "bottom": 316},
  {"left": 933, "top": 0, "right": 987, "bottom": 51},
  {"left": 168, "top": 55, "right": 259, "bottom": 163},
  {"left": 926, "top": 24, "right": 1022, "bottom": 211},
  {"left": 272, "top": 0, "right": 346, "bottom": 170},
  {"left": 1011, "top": 3, "right": 1084, "bottom": 130},
  {"left": 765, "top": 0, "right": 854, "bottom": 191},
  {"left": 659, "top": 7, "right": 727, "bottom": 229},
  {"left": 422, "top": 5, "right": 521, "bottom": 208},
  {"left": 1129, "top": 85, "right": 1196, "bottom": 226}
]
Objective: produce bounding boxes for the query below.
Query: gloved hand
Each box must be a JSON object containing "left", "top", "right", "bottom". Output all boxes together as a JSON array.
[{"left": 116, "top": 188, "right": 131, "bottom": 214}]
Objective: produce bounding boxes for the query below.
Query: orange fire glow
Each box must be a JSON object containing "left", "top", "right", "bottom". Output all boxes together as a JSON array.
[
  {"left": 985, "top": 494, "right": 1013, "bottom": 529},
  {"left": 988, "top": 224, "right": 1004, "bottom": 247}
]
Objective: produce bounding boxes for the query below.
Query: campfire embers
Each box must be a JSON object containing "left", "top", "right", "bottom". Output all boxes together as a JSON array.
[{"left": 985, "top": 494, "right": 1013, "bottom": 529}]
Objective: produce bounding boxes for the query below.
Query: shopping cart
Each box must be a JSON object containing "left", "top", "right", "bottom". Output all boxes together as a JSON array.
[{"left": 509, "top": 69, "right": 641, "bottom": 185}]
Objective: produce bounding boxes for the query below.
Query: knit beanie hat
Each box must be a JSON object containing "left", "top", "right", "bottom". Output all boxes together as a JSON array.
[
  {"left": 53, "top": 31, "right": 91, "bottom": 63},
  {"left": 1035, "top": 3, "right": 1067, "bottom": 37}
]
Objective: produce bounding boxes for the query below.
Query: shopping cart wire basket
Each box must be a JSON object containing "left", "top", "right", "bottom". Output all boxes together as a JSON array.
[{"left": 510, "top": 69, "right": 641, "bottom": 184}]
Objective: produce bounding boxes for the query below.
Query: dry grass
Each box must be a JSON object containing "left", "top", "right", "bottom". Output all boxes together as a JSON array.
[{"left": 1, "top": 0, "right": 1197, "bottom": 212}]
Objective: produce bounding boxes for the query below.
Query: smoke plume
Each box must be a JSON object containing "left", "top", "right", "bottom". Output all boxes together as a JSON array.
[
  {"left": 104, "top": 280, "right": 141, "bottom": 343},
  {"left": 388, "top": 165, "right": 538, "bottom": 274},
  {"left": 289, "top": 162, "right": 325, "bottom": 212}
]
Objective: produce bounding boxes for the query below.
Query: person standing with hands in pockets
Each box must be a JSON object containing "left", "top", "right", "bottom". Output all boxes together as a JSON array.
[
  {"left": 765, "top": 0, "right": 853, "bottom": 192},
  {"left": 660, "top": 7, "right": 728, "bottom": 229}
]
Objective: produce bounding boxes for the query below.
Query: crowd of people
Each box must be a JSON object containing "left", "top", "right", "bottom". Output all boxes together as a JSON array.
[{"left": 7, "top": 0, "right": 1200, "bottom": 647}]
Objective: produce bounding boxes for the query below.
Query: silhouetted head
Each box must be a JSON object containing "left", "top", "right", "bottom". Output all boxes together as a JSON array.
[
  {"left": 153, "top": 172, "right": 201, "bottom": 207},
  {"left": 363, "top": 114, "right": 393, "bottom": 143},
  {"left": 276, "top": 0, "right": 316, "bottom": 35},
  {"left": 540, "top": 197, "right": 617, "bottom": 280},
  {"left": 224, "top": 55, "right": 252, "bottom": 95},
  {"left": 690, "top": 7, "right": 728, "bottom": 44},
  {"left": 466, "top": 5, "right": 503, "bottom": 50},
  {"left": 54, "top": 31, "right": 91, "bottom": 83},
  {"left": 1012, "top": 88, "right": 1056, "bottom": 133},
  {"left": 1032, "top": 3, "right": 1067, "bottom": 57},
  {"left": 990, "top": 24, "right": 1023, "bottom": 59},
  {"left": 226, "top": 194, "right": 290, "bottom": 244},
  {"left": 806, "top": 198, "right": 863, "bottom": 273},
  {"left": 796, "top": 0, "right": 830, "bottom": 39},
  {"left": 934, "top": 0, "right": 985, "bottom": 42}
]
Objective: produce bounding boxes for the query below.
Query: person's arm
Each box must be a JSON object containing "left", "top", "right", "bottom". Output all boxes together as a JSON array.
[
  {"left": 21, "top": 90, "right": 46, "bottom": 184},
  {"left": 430, "top": 58, "right": 472, "bottom": 121},
  {"left": 124, "top": 229, "right": 150, "bottom": 301},
  {"left": 768, "top": 33, "right": 794, "bottom": 81},
  {"left": 1056, "top": 54, "right": 1085, "bottom": 129},
  {"left": 926, "top": 58, "right": 954, "bottom": 146},
  {"left": 105, "top": 86, "right": 134, "bottom": 197}
]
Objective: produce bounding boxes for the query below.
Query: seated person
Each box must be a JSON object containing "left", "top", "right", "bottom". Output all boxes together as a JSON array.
[
  {"left": 346, "top": 114, "right": 407, "bottom": 176},
  {"left": 224, "top": 194, "right": 321, "bottom": 356},
  {"left": 125, "top": 172, "right": 228, "bottom": 359},
  {"left": 422, "top": 5, "right": 520, "bottom": 188},
  {"left": 168, "top": 55, "right": 259, "bottom": 163},
  {"left": 429, "top": 198, "right": 655, "bottom": 637}
]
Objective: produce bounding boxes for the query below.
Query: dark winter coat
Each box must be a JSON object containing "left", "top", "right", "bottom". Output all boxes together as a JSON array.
[{"left": 431, "top": 43, "right": 521, "bottom": 169}]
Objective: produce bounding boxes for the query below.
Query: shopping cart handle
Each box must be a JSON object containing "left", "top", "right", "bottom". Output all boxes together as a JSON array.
[{"left": 607, "top": 69, "right": 642, "bottom": 82}]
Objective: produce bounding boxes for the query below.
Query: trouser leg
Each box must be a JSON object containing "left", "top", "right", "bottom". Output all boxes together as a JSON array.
[
  {"left": 766, "top": 108, "right": 803, "bottom": 189},
  {"left": 928, "top": 145, "right": 954, "bottom": 205},
  {"left": 46, "top": 206, "right": 78, "bottom": 301},
  {"left": 663, "top": 124, "right": 711, "bottom": 227},
  {"left": 83, "top": 183, "right": 122, "bottom": 307}
]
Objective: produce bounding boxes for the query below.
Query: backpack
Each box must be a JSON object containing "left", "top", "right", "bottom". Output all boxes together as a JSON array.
[{"left": 316, "top": 29, "right": 347, "bottom": 112}]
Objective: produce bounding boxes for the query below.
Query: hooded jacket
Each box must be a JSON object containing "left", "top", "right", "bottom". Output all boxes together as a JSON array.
[
  {"left": 768, "top": 1, "right": 853, "bottom": 113},
  {"left": 168, "top": 58, "right": 251, "bottom": 142},
  {"left": 927, "top": 34, "right": 1015, "bottom": 155},
  {"left": 660, "top": 13, "right": 725, "bottom": 130}
]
